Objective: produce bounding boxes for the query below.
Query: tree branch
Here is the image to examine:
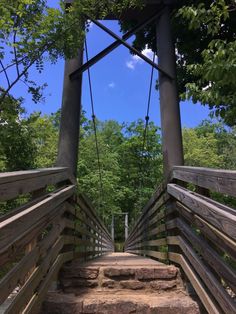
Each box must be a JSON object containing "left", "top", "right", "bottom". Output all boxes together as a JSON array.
[
  {"left": 0, "top": 60, "right": 11, "bottom": 89},
  {"left": 13, "top": 31, "right": 20, "bottom": 77},
  {"left": 0, "top": 13, "right": 84, "bottom": 104},
  {"left": 0, "top": 56, "right": 27, "bottom": 74}
]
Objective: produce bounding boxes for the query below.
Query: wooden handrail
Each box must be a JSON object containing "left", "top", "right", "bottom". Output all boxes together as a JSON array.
[
  {"left": 172, "top": 166, "right": 236, "bottom": 197},
  {"left": 125, "top": 165, "right": 236, "bottom": 314},
  {"left": 0, "top": 167, "right": 74, "bottom": 201},
  {"left": 0, "top": 167, "right": 114, "bottom": 313}
]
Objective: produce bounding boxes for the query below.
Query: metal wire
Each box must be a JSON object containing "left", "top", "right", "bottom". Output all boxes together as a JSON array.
[
  {"left": 138, "top": 52, "right": 156, "bottom": 213},
  {"left": 84, "top": 37, "right": 104, "bottom": 215},
  {"left": 142, "top": 52, "right": 156, "bottom": 152}
]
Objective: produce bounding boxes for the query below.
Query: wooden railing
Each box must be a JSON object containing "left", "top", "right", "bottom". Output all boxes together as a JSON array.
[
  {"left": 0, "top": 168, "right": 113, "bottom": 314},
  {"left": 125, "top": 166, "right": 236, "bottom": 314}
]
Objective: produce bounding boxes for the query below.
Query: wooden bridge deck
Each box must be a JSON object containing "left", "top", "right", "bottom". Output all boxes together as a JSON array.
[{"left": 80, "top": 252, "right": 164, "bottom": 266}]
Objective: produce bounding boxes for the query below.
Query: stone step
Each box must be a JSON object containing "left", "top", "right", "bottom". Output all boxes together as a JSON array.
[
  {"left": 42, "top": 291, "right": 200, "bottom": 314},
  {"left": 60, "top": 263, "right": 183, "bottom": 293},
  {"left": 42, "top": 254, "right": 201, "bottom": 313}
]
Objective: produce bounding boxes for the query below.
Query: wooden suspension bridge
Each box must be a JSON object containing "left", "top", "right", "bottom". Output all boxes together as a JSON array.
[{"left": 0, "top": 1, "right": 235, "bottom": 313}]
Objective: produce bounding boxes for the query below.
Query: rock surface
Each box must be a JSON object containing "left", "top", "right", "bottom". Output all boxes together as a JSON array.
[{"left": 42, "top": 253, "right": 200, "bottom": 314}]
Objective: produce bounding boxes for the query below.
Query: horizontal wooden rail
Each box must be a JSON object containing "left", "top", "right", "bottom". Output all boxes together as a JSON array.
[
  {"left": 172, "top": 166, "right": 236, "bottom": 197},
  {"left": 125, "top": 184, "right": 168, "bottom": 261},
  {"left": 125, "top": 166, "right": 236, "bottom": 314},
  {"left": 0, "top": 167, "right": 114, "bottom": 313},
  {"left": 0, "top": 167, "right": 74, "bottom": 201}
]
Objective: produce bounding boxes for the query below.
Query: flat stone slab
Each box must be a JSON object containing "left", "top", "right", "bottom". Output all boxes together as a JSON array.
[
  {"left": 43, "top": 292, "right": 200, "bottom": 314},
  {"left": 67, "top": 253, "right": 164, "bottom": 267},
  {"left": 60, "top": 253, "right": 182, "bottom": 294}
]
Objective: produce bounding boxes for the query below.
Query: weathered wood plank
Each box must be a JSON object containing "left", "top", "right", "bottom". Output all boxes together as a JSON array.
[
  {"left": 0, "top": 219, "right": 65, "bottom": 304},
  {"left": 63, "top": 235, "right": 108, "bottom": 249},
  {"left": 128, "top": 221, "right": 166, "bottom": 246},
  {"left": 175, "top": 201, "right": 236, "bottom": 261},
  {"left": 177, "top": 218, "right": 236, "bottom": 293},
  {"left": 0, "top": 194, "right": 47, "bottom": 223},
  {"left": 167, "top": 236, "right": 179, "bottom": 246},
  {"left": 23, "top": 252, "right": 74, "bottom": 314},
  {"left": 0, "top": 170, "right": 70, "bottom": 202},
  {"left": 5, "top": 237, "right": 65, "bottom": 314},
  {"left": 77, "top": 196, "right": 112, "bottom": 241},
  {"left": 0, "top": 185, "right": 75, "bottom": 251},
  {"left": 0, "top": 203, "right": 66, "bottom": 268},
  {"left": 179, "top": 236, "right": 236, "bottom": 314},
  {"left": 0, "top": 168, "right": 68, "bottom": 184},
  {"left": 148, "top": 224, "right": 166, "bottom": 237},
  {"left": 169, "top": 251, "right": 221, "bottom": 314},
  {"left": 129, "top": 212, "right": 165, "bottom": 242},
  {"left": 172, "top": 166, "right": 236, "bottom": 197},
  {"left": 127, "top": 192, "right": 168, "bottom": 241},
  {"left": 126, "top": 238, "right": 167, "bottom": 250},
  {"left": 126, "top": 183, "right": 166, "bottom": 239},
  {"left": 127, "top": 250, "right": 167, "bottom": 260},
  {"left": 167, "top": 184, "right": 236, "bottom": 240}
]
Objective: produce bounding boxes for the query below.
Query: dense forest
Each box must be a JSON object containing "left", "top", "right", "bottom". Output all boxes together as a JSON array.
[{"left": 0, "top": 95, "right": 235, "bottom": 239}]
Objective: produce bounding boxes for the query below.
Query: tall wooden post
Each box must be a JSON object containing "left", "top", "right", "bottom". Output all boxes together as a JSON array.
[
  {"left": 56, "top": 49, "right": 83, "bottom": 177},
  {"left": 111, "top": 214, "right": 115, "bottom": 241},
  {"left": 125, "top": 213, "right": 129, "bottom": 241},
  {"left": 156, "top": 6, "right": 184, "bottom": 180}
]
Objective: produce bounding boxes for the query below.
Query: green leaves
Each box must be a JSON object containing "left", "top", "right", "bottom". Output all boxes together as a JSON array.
[
  {"left": 178, "top": 1, "right": 229, "bottom": 36},
  {"left": 176, "top": 0, "right": 236, "bottom": 126},
  {"left": 0, "top": 0, "right": 143, "bottom": 103}
]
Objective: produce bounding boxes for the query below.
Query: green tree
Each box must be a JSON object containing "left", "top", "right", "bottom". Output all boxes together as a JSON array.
[
  {"left": 177, "top": 1, "right": 236, "bottom": 126},
  {"left": 0, "top": 0, "right": 143, "bottom": 103},
  {"left": 196, "top": 120, "right": 236, "bottom": 169},
  {"left": 0, "top": 94, "right": 37, "bottom": 170},
  {"left": 121, "top": 0, "right": 236, "bottom": 126},
  {"left": 32, "top": 112, "right": 59, "bottom": 168},
  {"left": 77, "top": 117, "right": 163, "bottom": 229},
  {"left": 183, "top": 127, "right": 224, "bottom": 168},
  {"left": 118, "top": 119, "right": 163, "bottom": 219}
]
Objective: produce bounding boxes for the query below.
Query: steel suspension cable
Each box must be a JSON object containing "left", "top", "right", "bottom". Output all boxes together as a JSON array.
[
  {"left": 138, "top": 52, "right": 156, "bottom": 213},
  {"left": 142, "top": 52, "right": 156, "bottom": 152},
  {"left": 84, "top": 37, "right": 104, "bottom": 215}
]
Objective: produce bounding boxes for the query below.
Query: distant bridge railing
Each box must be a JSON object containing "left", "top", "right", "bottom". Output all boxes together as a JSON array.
[
  {"left": 0, "top": 167, "right": 113, "bottom": 313},
  {"left": 125, "top": 166, "right": 236, "bottom": 314}
]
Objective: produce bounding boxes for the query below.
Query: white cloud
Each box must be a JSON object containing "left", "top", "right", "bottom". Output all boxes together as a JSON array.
[
  {"left": 126, "top": 46, "right": 157, "bottom": 70},
  {"left": 87, "top": 20, "right": 94, "bottom": 29},
  {"left": 126, "top": 61, "right": 136, "bottom": 70},
  {"left": 108, "top": 82, "right": 115, "bottom": 88}
]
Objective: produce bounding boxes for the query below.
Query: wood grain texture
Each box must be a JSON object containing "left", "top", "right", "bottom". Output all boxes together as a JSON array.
[
  {"left": 169, "top": 251, "right": 221, "bottom": 314},
  {"left": 177, "top": 218, "right": 236, "bottom": 293},
  {"left": 0, "top": 168, "right": 73, "bottom": 201},
  {"left": 167, "top": 184, "right": 236, "bottom": 240},
  {"left": 0, "top": 203, "right": 66, "bottom": 268},
  {"left": 0, "top": 186, "right": 75, "bottom": 251},
  {"left": 23, "top": 252, "right": 74, "bottom": 314},
  {"left": 0, "top": 219, "right": 65, "bottom": 304},
  {"left": 5, "top": 236, "right": 66, "bottom": 314},
  {"left": 175, "top": 201, "right": 236, "bottom": 261},
  {"left": 127, "top": 249, "right": 167, "bottom": 260},
  {"left": 172, "top": 166, "right": 236, "bottom": 197},
  {"left": 178, "top": 236, "right": 236, "bottom": 314}
]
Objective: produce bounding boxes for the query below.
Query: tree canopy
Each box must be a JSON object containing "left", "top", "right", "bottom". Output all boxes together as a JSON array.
[
  {"left": 0, "top": 98, "right": 235, "bottom": 230},
  {"left": 0, "top": 0, "right": 142, "bottom": 103},
  {"left": 121, "top": 0, "right": 236, "bottom": 126}
]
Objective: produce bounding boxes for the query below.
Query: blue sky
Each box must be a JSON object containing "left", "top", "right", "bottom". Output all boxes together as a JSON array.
[{"left": 2, "top": 18, "right": 211, "bottom": 128}]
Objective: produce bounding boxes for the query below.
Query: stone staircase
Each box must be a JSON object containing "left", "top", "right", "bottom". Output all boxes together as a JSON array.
[{"left": 42, "top": 253, "right": 200, "bottom": 314}]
